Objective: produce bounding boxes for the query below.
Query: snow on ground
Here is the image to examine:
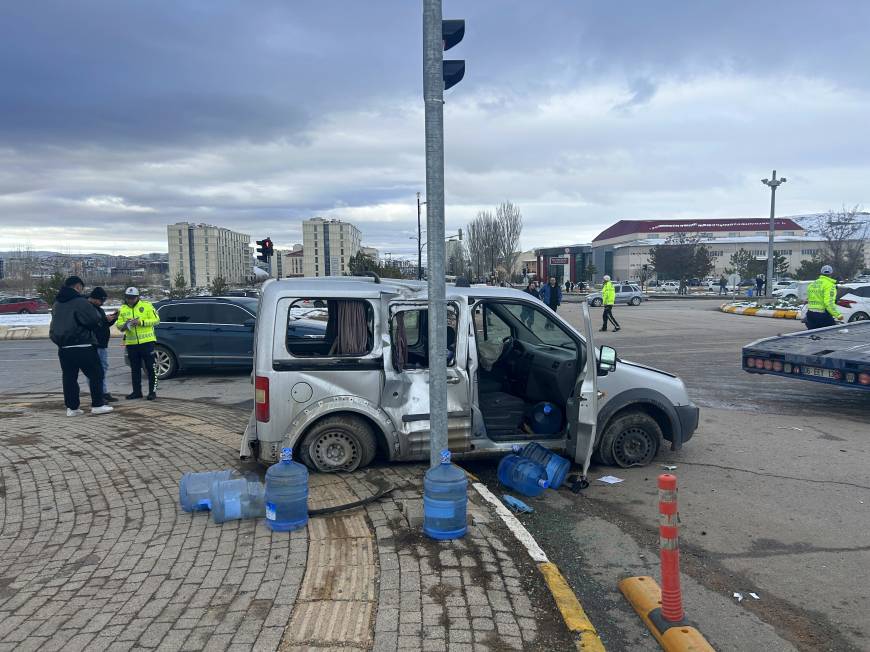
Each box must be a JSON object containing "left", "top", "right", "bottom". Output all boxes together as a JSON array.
[{"left": 0, "top": 314, "right": 52, "bottom": 326}]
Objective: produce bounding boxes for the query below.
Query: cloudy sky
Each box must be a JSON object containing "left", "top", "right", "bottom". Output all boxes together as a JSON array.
[{"left": 2, "top": 1, "right": 869, "bottom": 257}]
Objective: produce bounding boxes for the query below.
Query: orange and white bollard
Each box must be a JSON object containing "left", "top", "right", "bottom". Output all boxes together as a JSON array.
[{"left": 658, "top": 473, "right": 684, "bottom": 622}]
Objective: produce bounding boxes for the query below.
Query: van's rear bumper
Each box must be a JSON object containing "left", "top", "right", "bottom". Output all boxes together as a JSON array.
[{"left": 674, "top": 403, "right": 699, "bottom": 448}]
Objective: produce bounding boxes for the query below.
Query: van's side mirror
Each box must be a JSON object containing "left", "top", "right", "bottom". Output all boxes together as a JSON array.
[{"left": 598, "top": 346, "right": 617, "bottom": 375}]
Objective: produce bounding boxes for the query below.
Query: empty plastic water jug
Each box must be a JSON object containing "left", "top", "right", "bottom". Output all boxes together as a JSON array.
[
  {"left": 264, "top": 448, "right": 309, "bottom": 532},
  {"left": 210, "top": 478, "right": 266, "bottom": 524},
  {"left": 179, "top": 469, "right": 236, "bottom": 512},
  {"left": 512, "top": 442, "right": 571, "bottom": 489},
  {"left": 529, "top": 402, "right": 562, "bottom": 435},
  {"left": 497, "top": 454, "right": 549, "bottom": 497},
  {"left": 423, "top": 449, "right": 468, "bottom": 540}
]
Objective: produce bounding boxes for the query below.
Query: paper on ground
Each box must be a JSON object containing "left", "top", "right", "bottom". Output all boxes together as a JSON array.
[{"left": 597, "top": 475, "right": 624, "bottom": 484}]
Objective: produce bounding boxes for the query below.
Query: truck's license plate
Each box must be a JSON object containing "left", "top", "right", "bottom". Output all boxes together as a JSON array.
[{"left": 803, "top": 366, "right": 836, "bottom": 379}]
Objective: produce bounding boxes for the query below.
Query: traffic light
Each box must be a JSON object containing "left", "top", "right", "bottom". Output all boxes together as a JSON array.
[
  {"left": 442, "top": 19, "right": 465, "bottom": 90},
  {"left": 256, "top": 238, "right": 274, "bottom": 263}
]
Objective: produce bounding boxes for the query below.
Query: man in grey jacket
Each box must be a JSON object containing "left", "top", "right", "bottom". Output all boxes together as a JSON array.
[{"left": 49, "top": 276, "right": 113, "bottom": 416}]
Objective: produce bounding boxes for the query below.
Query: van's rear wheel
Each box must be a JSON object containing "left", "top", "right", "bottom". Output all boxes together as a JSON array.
[
  {"left": 596, "top": 411, "right": 661, "bottom": 468},
  {"left": 298, "top": 415, "right": 377, "bottom": 473}
]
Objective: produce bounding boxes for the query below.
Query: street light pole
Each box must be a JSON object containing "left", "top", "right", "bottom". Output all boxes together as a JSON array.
[
  {"left": 761, "top": 170, "right": 787, "bottom": 296},
  {"left": 423, "top": 0, "right": 447, "bottom": 468},
  {"left": 416, "top": 192, "right": 426, "bottom": 281}
]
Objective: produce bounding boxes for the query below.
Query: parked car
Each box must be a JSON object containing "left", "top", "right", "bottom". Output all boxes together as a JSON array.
[
  {"left": 658, "top": 281, "right": 680, "bottom": 293},
  {"left": 139, "top": 296, "right": 260, "bottom": 379},
  {"left": 836, "top": 283, "right": 870, "bottom": 322},
  {"left": 241, "top": 277, "right": 698, "bottom": 473},
  {"left": 0, "top": 296, "right": 50, "bottom": 314},
  {"left": 772, "top": 281, "right": 812, "bottom": 302},
  {"left": 586, "top": 283, "right": 646, "bottom": 306}
]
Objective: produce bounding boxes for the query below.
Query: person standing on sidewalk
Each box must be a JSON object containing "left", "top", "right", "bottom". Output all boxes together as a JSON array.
[
  {"left": 600, "top": 275, "right": 621, "bottom": 332},
  {"left": 49, "top": 276, "right": 113, "bottom": 416},
  {"left": 805, "top": 265, "right": 843, "bottom": 330},
  {"left": 88, "top": 287, "right": 119, "bottom": 402},
  {"left": 718, "top": 275, "right": 728, "bottom": 295},
  {"left": 117, "top": 287, "right": 161, "bottom": 400},
  {"left": 539, "top": 277, "right": 562, "bottom": 329},
  {"left": 522, "top": 280, "right": 540, "bottom": 328}
]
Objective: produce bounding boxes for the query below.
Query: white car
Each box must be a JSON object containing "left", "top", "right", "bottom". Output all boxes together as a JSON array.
[
  {"left": 837, "top": 283, "right": 870, "bottom": 322},
  {"left": 772, "top": 281, "right": 811, "bottom": 302},
  {"left": 659, "top": 281, "right": 680, "bottom": 293}
]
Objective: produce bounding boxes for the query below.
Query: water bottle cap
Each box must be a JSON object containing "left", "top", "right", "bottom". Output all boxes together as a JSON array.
[
  {"left": 280, "top": 447, "right": 292, "bottom": 462},
  {"left": 440, "top": 449, "right": 451, "bottom": 464},
  {"left": 543, "top": 403, "right": 552, "bottom": 414},
  {"left": 511, "top": 444, "right": 521, "bottom": 452},
  {"left": 538, "top": 478, "right": 549, "bottom": 488}
]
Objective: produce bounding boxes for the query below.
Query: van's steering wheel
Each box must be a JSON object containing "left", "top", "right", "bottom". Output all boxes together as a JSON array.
[{"left": 495, "top": 336, "right": 516, "bottom": 366}]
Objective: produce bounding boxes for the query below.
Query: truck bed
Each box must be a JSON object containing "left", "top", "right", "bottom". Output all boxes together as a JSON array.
[{"left": 742, "top": 321, "right": 870, "bottom": 390}]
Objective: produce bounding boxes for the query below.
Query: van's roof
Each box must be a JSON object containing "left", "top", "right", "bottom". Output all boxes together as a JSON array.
[{"left": 260, "top": 276, "right": 532, "bottom": 302}]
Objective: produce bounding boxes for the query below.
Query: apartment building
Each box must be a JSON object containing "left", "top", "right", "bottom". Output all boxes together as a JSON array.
[
  {"left": 273, "top": 245, "right": 304, "bottom": 278},
  {"left": 302, "top": 218, "right": 361, "bottom": 277},
  {"left": 167, "top": 223, "right": 251, "bottom": 287}
]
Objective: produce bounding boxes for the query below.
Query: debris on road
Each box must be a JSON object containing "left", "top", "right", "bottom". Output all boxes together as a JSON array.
[
  {"left": 502, "top": 494, "right": 534, "bottom": 513},
  {"left": 597, "top": 475, "right": 624, "bottom": 484},
  {"left": 750, "top": 592, "right": 761, "bottom": 600},
  {"left": 733, "top": 592, "right": 744, "bottom": 602},
  {"left": 662, "top": 464, "right": 677, "bottom": 471}
]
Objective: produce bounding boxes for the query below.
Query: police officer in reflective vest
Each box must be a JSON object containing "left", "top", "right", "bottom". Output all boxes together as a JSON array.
[
  {"left": 805, "top": 265, "right": 842, "bottom": 330},
  {"left": 117, "top": 287, "right": 161, "bottom": 399}
]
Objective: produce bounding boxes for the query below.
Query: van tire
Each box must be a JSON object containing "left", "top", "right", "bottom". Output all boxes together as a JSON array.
[
  {"left": 298, "top": 415, "right": 377, "bottom": 473},
  {"left": 596, "top": 410, "right": 661, "bottom": 468}
]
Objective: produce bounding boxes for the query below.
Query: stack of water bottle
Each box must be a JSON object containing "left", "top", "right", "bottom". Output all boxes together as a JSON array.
[
  {"left": 177, "top": 447, "right": 309, "bottom": 532},
  {"left": 498, "top": 441, "right": 571, "bottom": 497}
]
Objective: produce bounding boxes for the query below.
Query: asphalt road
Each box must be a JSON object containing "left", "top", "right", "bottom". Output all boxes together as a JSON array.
[{"left": 3, "top": 300, "right": 868, "bottom": 650}]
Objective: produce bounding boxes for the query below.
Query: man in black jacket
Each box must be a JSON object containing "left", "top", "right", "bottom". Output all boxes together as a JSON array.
[
  {"left": 49, "top": 276, "right": 113, "bottom": 416},
  {"left": 88, "top": 287, "right": 119, "bottom": 402}
]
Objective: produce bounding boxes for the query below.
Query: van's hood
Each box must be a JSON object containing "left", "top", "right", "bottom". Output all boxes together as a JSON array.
[{"left": 618, "top": 357, "right": 678, "bottom": 378}]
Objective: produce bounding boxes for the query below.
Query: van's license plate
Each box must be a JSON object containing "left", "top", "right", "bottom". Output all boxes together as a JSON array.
[{"left": 803, "top": 366, "right": 836, "bottom": 379}]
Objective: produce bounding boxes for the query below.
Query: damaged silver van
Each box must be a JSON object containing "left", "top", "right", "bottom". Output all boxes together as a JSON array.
[{"left": 240, "top": 277, "right": 698, "bottom": 473}]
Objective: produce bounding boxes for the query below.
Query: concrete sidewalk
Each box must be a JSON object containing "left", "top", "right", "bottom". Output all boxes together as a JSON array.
[{"left": 0, "top": 394, "right": 576, "bottom": 651}]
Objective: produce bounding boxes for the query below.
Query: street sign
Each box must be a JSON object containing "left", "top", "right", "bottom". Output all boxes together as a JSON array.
[{"left": 550, "top": 257, "right": 569, "bottom": 265}]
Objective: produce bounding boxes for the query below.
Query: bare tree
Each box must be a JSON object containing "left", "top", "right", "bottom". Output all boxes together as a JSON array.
[
  {"left": 496, "top": 201, "right": 523, "bottom": 279},
  {"left": 815, "top": 205, "right": 868, "bottom": 279},
  {"left": 464, "top": 202, "right": 524, "bottom": 282}
]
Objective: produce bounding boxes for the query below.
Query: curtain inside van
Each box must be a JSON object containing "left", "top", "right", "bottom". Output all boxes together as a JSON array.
[
  {"left": 327, "top": 300, "right": 369, "bottom": 355},
  {"left": 392, "top": 312, "right": 407, "bottom": 371}
]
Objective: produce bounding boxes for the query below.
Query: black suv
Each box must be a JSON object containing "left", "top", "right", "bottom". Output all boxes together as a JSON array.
[{"left": 149, "top": 296, "right": 259, "bottom": 379}]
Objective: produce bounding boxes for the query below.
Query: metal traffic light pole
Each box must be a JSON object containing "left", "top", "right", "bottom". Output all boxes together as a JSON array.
[{"left": 423, "top": 0, "right": 448, "bottom": 468}]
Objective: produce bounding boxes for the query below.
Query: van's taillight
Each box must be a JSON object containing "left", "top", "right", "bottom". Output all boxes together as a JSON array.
[{"left": 255, "top": 376, "right": 270, "bottom": 422}]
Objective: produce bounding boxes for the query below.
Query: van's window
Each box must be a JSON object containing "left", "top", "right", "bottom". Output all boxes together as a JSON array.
[
  {"left": 287, "top": 298, "right": 373, "bottom": 357},
  {"left": 496, "top": 302, "right": 577, "bottom": 352},
  {"left": 473, "top": 305, "right": 511, "bottom": 342},
  {"left": 159, "top": 303, "right": 211, "bottom": 323},
  {"left": 390, "top": 306, "right": 457, "bottom": 371}
]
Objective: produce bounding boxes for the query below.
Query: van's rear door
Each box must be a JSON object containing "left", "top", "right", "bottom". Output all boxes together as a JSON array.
[{"left": 566, "top": 302, "right": 598, "bottom": 478}]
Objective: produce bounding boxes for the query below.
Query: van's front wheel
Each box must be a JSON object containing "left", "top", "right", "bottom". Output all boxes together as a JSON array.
[
  {"left": 596, "top": 411, "right": 661, "bottom": 468},
  {"left": 298, "top": 415, "right": 377, "bottom": 472}
]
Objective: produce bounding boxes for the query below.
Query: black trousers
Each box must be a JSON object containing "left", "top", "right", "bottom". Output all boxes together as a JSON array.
[
  {"left": 128, "top": 342, "right": 157, "bottom": 395},
  {"left": 805, "top": 311, "right": 836, "bottom": 330},
  {"left": 59, "top": 346, "right": 104, "bottom": 410},
  {"left": 602, "top": 305, "right": 620, "bottom": 330}
]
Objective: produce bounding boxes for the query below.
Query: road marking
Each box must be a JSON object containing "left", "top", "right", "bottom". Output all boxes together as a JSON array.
[{"left": 471, "top": 481, "right": 606, "bottom": 651}]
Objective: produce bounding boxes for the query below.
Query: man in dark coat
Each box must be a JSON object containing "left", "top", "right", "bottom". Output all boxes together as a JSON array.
[
  {"left": 88, "top": 287, "right": 119, "bottom": 402},
  {"left": 49, "top": 276, "right": 113, "bottom": 416}
]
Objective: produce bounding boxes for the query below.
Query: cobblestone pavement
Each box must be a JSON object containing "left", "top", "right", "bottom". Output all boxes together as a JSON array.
[{"left": 0, "top": 394, "right": 575, "bottom": 651}]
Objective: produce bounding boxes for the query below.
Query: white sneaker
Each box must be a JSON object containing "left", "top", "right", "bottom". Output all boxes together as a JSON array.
[
  {"left": 66, "top": 408, "right": 84, "bottom": 417},
  {"left": 91, "top": 405, "right": 114, "bottom": 415}
]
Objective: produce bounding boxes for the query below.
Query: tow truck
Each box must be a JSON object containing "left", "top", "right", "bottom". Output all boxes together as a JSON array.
[{"left": 742, "top": 321, "right": 870, "bottom": 390}]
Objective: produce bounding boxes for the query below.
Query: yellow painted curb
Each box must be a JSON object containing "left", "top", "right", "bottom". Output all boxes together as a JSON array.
[
  {"left": 619, "top": 576, "right": 715, "bottom": 652},
  {"left": 539, "top": 562, "right": 606, "bottom": 651}
]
